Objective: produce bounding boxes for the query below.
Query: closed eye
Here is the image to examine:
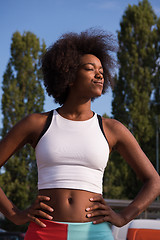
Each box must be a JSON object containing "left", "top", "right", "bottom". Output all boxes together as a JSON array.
[{"left": 85, "top": 68, "right": 94, "bottom": 71}]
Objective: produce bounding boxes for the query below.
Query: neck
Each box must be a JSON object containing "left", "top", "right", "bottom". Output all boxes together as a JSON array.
[{"left": 58, "top": 96, "right": 93, "bottom": 121}]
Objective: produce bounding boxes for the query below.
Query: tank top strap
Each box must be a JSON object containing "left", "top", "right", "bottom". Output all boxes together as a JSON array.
[
  {"left": 97, "top": 114, "right": 109, "bottom": 145},
  {"left": 36, "top": 110, "right": 53, "bottom": 144}
]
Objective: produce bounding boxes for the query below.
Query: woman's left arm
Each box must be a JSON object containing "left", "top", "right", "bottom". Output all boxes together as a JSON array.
[{"left": 86, "top": 119, "right": 160, "bottom": 227}]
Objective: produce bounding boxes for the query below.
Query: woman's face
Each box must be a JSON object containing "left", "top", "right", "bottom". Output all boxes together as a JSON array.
[{"left": 71, "top": 54, "right": 104, "bottom": 100}]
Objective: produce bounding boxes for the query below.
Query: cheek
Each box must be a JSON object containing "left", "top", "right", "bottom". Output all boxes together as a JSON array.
[
  {"left": 77, "top": 69, "right": 93, "bottom": 80},
  {"left": 76, "top": 74, "right": 92, "bottom": 87}
]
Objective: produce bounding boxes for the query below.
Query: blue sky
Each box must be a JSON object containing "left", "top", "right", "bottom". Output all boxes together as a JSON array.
[{"left": 0, "top": 0, "right": 160, "bottom": 128}]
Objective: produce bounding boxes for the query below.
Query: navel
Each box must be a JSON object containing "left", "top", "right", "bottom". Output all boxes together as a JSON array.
[{"left": 68, "top": 197, "right": 73, "bottom": 204}]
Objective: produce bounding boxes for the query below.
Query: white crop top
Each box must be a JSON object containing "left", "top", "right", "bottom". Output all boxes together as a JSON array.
[{"left": 35, "top": 110, "right": 110, "bottom": 194}]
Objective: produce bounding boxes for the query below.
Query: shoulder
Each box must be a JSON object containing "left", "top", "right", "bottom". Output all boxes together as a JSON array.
[
  {"left": 24, "top": 111, "right": 51, "bottom": 127},
  {"left": 101, "top": 117, "right": 121, "bottom": 130},
  {"left": 13, "top": 111, "right": 51, "bottom": 131},
  {"left": 102, "top": 117, "right": 128, "bottom": 135},
  {"left": 5, "top": 111, "right": 52, "bottom": 147},
  {"left": 22, "top": 111, "right": 53, "bottom": 146},
  {"left": 101, "top": 117, "right": 136, "bottom": 151},
  {"left": 0, "top": 111, "right": 53, "bottom": 165}
]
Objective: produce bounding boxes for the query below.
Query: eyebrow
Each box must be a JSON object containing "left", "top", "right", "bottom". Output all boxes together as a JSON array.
[{"left": 81, "top": 62, "right": 103, "bottom": 69}]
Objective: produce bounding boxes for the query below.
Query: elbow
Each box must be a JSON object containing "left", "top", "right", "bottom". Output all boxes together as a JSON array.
[
  {"left": 144, "top": 174, "right": 160, "bottom": 198},
  {"left": 151, "top": 175, "right": 160, "bottom": 197}
]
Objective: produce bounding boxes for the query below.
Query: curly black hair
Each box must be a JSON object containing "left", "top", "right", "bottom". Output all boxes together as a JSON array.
[{"left": 41, "top": 28, "right": 117, "bottom": 105}]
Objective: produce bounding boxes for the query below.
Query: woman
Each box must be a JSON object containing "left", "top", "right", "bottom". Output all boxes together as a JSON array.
[{"left": 0, "top": 29, "right": 160, "bottom": 240}]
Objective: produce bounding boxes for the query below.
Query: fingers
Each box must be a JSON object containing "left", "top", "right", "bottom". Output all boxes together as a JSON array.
[
  {"left": 35, "top": 195, "right": 53, "bottom": 205},
  {"left": 85, "top": 196, "right": 113, "bottom": 224},
  {"left": 89, "top": 196, "right": 106, "bottom": 205},
  {"left": 30, "top": 216, "right": 47, "bottom": 228},
  {"left": 28, "top": 208, "right": 53, "bottom": 220},
  {"left": 86, "top": 206, "right": 111, "bottom": 225},
  {"left": 86, "top": 196, "right": 108, "bottom": 213},
  {"left": 86, "top": 196, "right": 125, "bottom": 226},
  {"left": 86, "top": 210, "right": 107, "bottom": 218},
  {"left": 31, "top": 198, "right": 53, "bottom": 214},
  {"left": 26, "top": 195, "right": 54, "bottom": 227},
  {"left": 86, "top": 204, "right": 110, "bottom": 218},
  {"left": 93, "top": 216, "right": 110, "bottom": 224},
  {"left": 86, "top": 203, "right": 106, "bottom": 212},
  {"left": 33, "top": 195, "right": 54, "bottom": 212},
  {"left": 36, "top": 199, "right": 54, "bottom": 213}
]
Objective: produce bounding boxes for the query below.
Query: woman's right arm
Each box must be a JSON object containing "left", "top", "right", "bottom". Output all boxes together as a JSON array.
[{"left": 0, "top": 114, "right": 53, "bottom": 227}]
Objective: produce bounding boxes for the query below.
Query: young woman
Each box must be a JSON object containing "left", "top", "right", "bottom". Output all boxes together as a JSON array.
[{"left": 0, "top": 29, "right": 160, "bottom": 240}]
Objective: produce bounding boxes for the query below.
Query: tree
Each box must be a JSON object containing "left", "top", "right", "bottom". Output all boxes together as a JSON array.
[
  {"left": 153, "top": 17, "right": 160, "bottom": 114},
  {"left": 0, "top": 31, "right": 46, "bottom": 231},
  {"left": 104, "top": 0, "right": 159, "bottom": 199}
]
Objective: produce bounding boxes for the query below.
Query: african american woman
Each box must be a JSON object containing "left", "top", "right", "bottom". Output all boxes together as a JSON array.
[{"left": 0, "top": 29, "right": 160, "bottom": 240}]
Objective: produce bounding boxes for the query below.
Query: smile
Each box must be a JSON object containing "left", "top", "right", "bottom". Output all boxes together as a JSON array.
[{"left": 92, "top": 80, "right": 103, "bottom": 86}]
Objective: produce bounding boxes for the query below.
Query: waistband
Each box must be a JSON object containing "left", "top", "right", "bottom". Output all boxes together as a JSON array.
[{"left": 25, "top": 219, "right": 114, "bottom": 240}]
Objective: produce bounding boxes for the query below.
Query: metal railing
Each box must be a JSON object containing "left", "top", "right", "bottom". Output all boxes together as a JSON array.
[{"left": 105, "top": 199, "right": 160, "bottom": 219}]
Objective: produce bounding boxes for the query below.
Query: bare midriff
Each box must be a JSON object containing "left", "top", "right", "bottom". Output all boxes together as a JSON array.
[{"left": 38, "top": 188, "right": 102, "bottom": 222}]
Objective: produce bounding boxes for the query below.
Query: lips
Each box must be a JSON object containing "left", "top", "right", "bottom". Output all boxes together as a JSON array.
[{"left": 92, "top": 80, "right": 103, "bottom": 86}]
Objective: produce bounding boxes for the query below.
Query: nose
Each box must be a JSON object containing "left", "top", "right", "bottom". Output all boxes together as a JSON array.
[{"left": 95, "top": 72, "right": 103, "bottom": 79}]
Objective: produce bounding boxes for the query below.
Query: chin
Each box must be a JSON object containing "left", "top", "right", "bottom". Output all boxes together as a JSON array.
[
  {"left": 91, "top": 92, "right": 102, "bottom": 101},
  {"left": 93, "top": 91, "right": 102, "bottom": 97}
]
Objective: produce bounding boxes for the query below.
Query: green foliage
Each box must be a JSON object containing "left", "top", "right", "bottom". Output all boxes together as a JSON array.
[
  {"left": 103, "top": 152, "right": 142, "bottom": 199},
  {"left": 0, "top": 31, "right": 46, "bottom": 231},
  {"left": 113, "top": 0, "right": 156, "bottom": 143},
  {"left": 102, "top": 113, "right": 109, "bottom": 119},
  {"left": 104, "top": 0, "right": 160, "bottom": 199}
]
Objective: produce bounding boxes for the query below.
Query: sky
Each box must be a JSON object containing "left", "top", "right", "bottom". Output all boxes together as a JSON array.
[{"left": 0, "top": 0, "right": 160, "bottom": 128}]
